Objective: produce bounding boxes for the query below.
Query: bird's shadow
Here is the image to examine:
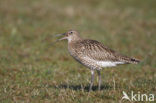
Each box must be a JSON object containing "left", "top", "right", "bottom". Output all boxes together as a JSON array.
[{"left": 54, "top": 84, "right": 113, "bottom": 92}]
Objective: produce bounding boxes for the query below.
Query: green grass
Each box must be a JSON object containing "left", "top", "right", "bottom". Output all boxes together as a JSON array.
[{"left": 0, "top": 0, "right": 156, "bottom": 103}]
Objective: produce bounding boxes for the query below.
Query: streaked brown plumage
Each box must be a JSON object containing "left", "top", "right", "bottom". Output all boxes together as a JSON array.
[{"left": 57, "top": 30, "right": 140, "bottom": 91}]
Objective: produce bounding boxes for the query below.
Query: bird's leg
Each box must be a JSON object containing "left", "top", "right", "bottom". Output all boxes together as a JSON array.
[
  {"left": 111, "top": 70, "right": 116, "bottom": 91},
  {"left": 113, "top": 76, "right": 116, "bottom": 91},
  {"left": 89, "top": 69, "right": 95, "bottom": 92},
  {"left": 97, "top": 70, "right": 101, "bottom": 91}
]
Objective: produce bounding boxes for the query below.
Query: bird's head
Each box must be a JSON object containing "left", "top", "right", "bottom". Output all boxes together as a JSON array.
[{"left": 56, "top": 30, "right": 81, "bottom": 42}]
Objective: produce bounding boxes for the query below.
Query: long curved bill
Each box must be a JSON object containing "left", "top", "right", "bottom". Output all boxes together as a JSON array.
[
  {"left": 55, "top": 33, "right": 67, "bottom": 41},
  {"left": 51, "top": 33, "right": 66, "bottom": 45},
  {"left": 55, "top": 33, "right": 65, "bottom": 37}
]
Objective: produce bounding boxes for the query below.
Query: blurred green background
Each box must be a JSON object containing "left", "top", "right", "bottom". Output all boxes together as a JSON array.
[{"left": 0, "top": 0, "right": 156, "bottom": 103}]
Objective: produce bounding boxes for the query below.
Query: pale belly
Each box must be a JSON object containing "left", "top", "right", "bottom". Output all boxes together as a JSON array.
[
  {"left": 68, "top": 48, "right": 124, "bottom": 70},
  {"left": 74, "top": 56, "right": 125, "bottom": 69}
]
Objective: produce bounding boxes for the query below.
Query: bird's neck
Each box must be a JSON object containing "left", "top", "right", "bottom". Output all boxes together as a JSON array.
[{"left": 68, "top": 36, "right": 82, "bottom": 43}]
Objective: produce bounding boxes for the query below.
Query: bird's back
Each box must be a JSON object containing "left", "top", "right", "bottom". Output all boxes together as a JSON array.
[{"left": 68, "top": 39, "right": 139, "bottom": 69}]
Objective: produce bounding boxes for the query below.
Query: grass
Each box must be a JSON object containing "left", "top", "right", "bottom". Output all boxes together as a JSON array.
[{"left": 0, "top": 0, "right": 156, "bottom": 103}]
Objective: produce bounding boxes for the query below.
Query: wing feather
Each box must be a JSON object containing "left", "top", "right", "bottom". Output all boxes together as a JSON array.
[
  {"left": 73, "top": 39, "right": 120, "bottom": 61},
  {"left": 69, "top": 39, "right": 140, "bottom": 64}
]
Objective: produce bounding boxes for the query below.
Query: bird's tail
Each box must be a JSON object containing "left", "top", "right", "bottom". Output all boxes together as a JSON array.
[
  {"left": 128, "top": 58, "right": 140, "bottom": 64},
  {"left": 120, "top": 56, "right": 140, "bottom": 64}
]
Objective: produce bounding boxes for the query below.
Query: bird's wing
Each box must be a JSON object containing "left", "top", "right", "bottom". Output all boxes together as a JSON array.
[
  {"left": 75, "top": 39, "right": 137, "bottom": 64},
  {"left": 74, "top": 39, "right": 119, "bottom": 61}
]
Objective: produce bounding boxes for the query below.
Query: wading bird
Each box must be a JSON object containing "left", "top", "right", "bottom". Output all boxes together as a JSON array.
[{"left": 56, "top": 30, "right": 140, "bottom": 91}]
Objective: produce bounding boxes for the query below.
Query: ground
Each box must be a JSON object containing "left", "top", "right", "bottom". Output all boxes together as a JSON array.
[{"left": 0, "top": 0, "right": 156, "bottom": 103}]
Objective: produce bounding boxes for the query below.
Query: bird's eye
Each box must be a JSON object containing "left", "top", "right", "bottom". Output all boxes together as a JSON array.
[{"left": 70, "top": 31, "right": 73, "bottom": 34}]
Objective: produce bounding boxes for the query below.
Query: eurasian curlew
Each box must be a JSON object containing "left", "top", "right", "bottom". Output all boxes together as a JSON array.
[{"left": 56, "top": 30, "right": 140, "bottom": 91}]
